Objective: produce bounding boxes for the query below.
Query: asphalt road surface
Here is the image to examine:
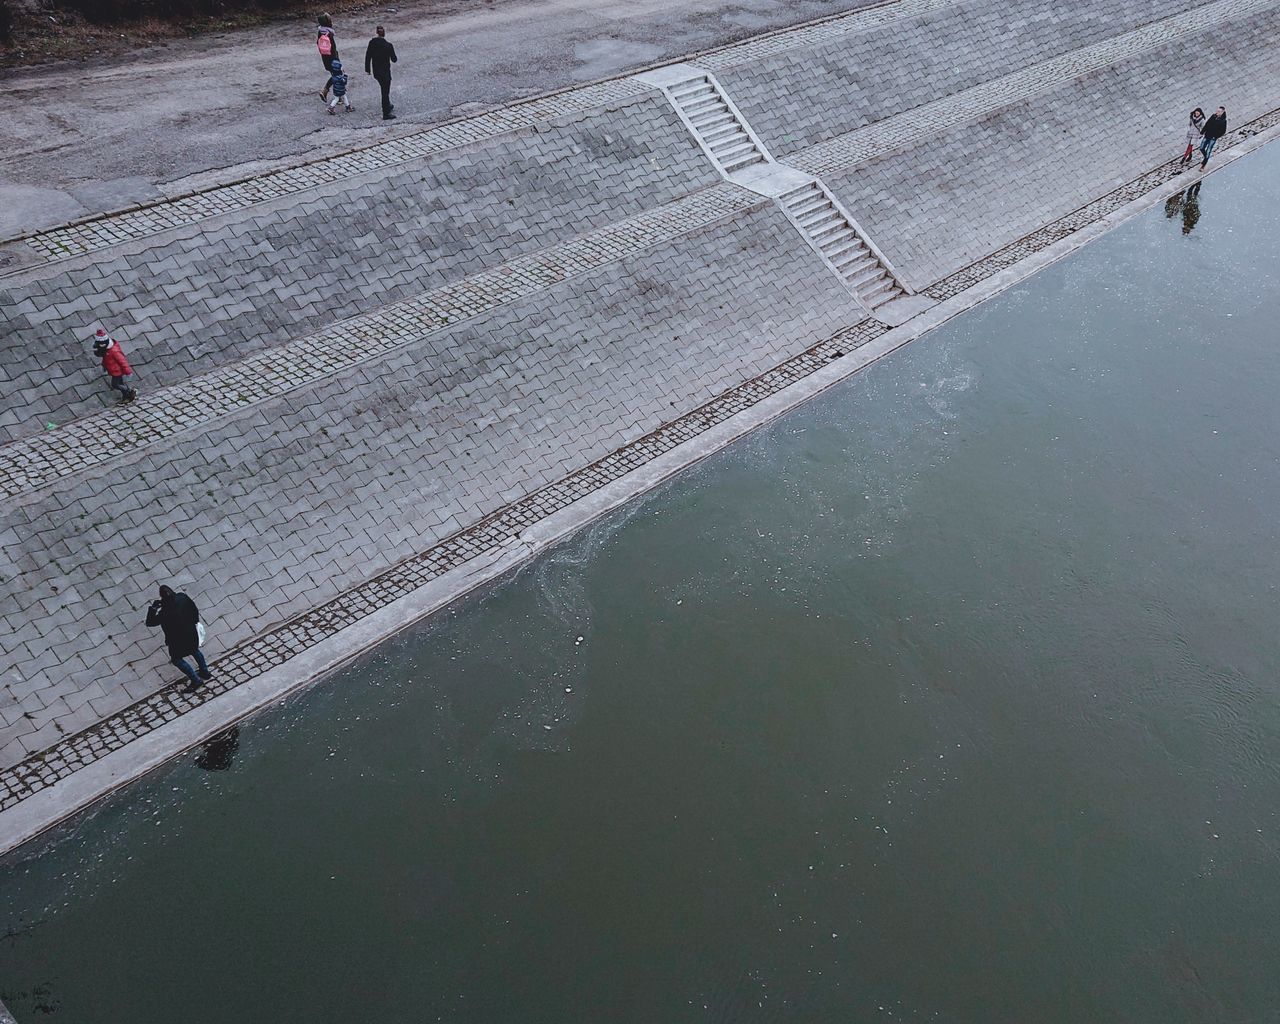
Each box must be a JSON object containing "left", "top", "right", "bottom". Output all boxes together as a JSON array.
[{"left": 0, "top": 0, "right": 876, "bottom": 237}]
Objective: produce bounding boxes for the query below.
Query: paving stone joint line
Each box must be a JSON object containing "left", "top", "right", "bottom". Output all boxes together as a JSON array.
[
  {"left": 3, "top": 105, "right": 1275, "bottom": 811},
  {"left": 4, "top": 0, "right": 920, "bottom": 265},
  {"left": 10, "top": 0, "right": 1242, "bottom": 267},
  {"left": 789, "top": 0, "right": 1279, "bottom": 178},
  {"left": 645, "top": 68, "right": 903, "bottom": 310},
  {"left": 0, "top": 183, "right": 762, "bottom": 502},
  {"left": 0, "top": 317, "right": 887, "bottom": 811}
]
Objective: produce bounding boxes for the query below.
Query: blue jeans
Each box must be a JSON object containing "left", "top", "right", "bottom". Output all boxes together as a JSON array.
[
  {"left": 172, "top": 649, "right": 210, "bottom": 685},
  {"left": 1199, "top": 136, "right": 1218, "bottom": 163}
]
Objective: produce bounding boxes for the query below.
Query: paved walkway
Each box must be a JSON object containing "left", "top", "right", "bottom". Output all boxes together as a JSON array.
[
  {"left": 3, "top": 0, "right": 1280, "bottom": 844},
  {"left": 0, "top": 0, "right": 882, "bottom": 238}
]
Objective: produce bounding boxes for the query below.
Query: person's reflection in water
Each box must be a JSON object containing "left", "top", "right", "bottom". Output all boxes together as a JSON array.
[
  {"left": 1181, "top": 181, "right": 1202, "bottom": 235},
  {"left": 1164, "top": 192, "right": 1184, "bottom": 219},
  {"left": 196, "top": 726, "right": 240, "bottom": 771}
]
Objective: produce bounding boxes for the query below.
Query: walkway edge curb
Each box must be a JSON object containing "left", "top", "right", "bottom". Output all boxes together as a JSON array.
[
  {"left": 2, "top": 123, "right": 1276, "bottom": 859},
  {"left": 0, "top": 0, "right": 901, "bottom": 258}
]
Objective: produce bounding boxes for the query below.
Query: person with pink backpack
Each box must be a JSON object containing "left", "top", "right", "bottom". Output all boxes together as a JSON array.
[{"left": 317, "top": 13, "right": 340, "bottom": 103}]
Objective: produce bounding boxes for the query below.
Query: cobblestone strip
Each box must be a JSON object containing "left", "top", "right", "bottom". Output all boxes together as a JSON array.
[
  {"left": 0, "top": 183, "right": 760, "bottom": 502},
  {"left": 0, "top": 317, "right": 887, "bottom": 811},
  {"left": 925, "top": 107, "right": 1280, "bottom": 301},
  {"left": 7, "top": 108, "right": 1277, "bottom": 816},
  {"left": 21, "top": 78, "right": 652, "bottom": 263},
  {"left": 790, "top": 0, "right": 1278, "bottom": 178},
  {"left": 694, "top": 0, "right": 955, "bottom": 71}
]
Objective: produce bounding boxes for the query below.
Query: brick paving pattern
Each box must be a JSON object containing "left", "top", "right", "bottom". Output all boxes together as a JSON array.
[
  {"left": 789, "top": 0, "right": 1279, "bottom": 178},
  {"left": 0, "top": 183, "right": 759, "bottom": 499},
  {"left": 925, "top": 106, "right": 1280, "bottom": 301},
  {"left": 0, "top": 315, "right": 887, "bottom": 811},
  {"left": 5, "top": 0, "right": 1280, "bottom": 828},
  {"left": 823, "top": 7, "right": 1280, "bottom": 287},
  {"left": 0, "top": 205, "right": 862, "bottom": 769},
  {"left": 19, "top": 78, "right": 653, "bottom": 262},
  {"left": 0, "top": 94, "right": 716, "bottom": 446},
  {"left": 5, "top": 0, "right": 943, "bottom": 265},
  {"left": 717, "top": 0, "right": 1208, "bottom": 159},
  {"left": 693, "top": 0, "right": 955, "bottom": 72}
]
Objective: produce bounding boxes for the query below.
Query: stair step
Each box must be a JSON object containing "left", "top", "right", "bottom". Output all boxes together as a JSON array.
[
  {"left": 778, "top": 185, "right": 818, "bottom": 204},
  {"left": 684, "top": 96, "right": 726, "bottom": 116},
  {"left": 706, "top": 126, "right": 749, "bottom": 146},
  {"left": 702, "top": 121, "right": 741, "bottom": 142},
  {"left": 860, "top": 278, "right": 899, "bottom": 306},
  {"left": 712, "top": 137, "right": 756, "bottom": 157},
  {"left": 689, "top": 109, "right": 734, "bottom": 131},
  {"left": 835, "top": 255, "right": 877, "bottom": 279},
  {"left": 811, "top": 221, "right": 854, "bottom": 243},
  {"left": 848, "top": 263, "right": 887, "bottom": 288},
  {"left": 790, "top": 195, "right": 830, "bottom": 218},
  {"left": 827, "top": 237, "right": 868, "bottom": 262},
  {"left": 813, "top": 226, "right": 852, "bottom": 248},
  {"left": 798, "top": 207, "right": 837, "bottom": 230},
  {"left": 863, "top": 272, "right": 898, "bottom": 294},
  {"left": 723, "top": 152, "right": 765, "bottom": 171},
  {"left": 863, "top": 290, "right": 899, "bottom": 311},
  {"left": 669, "top": 78, "right": 712, "bottom": 98},
  {"left": 793, "top": 194, "right": 834, "bottom": 213}
]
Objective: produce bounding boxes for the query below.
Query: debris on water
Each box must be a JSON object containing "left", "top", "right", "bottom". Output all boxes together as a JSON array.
[{"left": 564, "top": 686, "right": 573, "bottom": 693}]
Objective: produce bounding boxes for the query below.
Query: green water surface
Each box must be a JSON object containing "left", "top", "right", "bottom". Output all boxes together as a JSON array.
[{"left": 3, "top": 147, "right": 1280, "bottom": 1023}]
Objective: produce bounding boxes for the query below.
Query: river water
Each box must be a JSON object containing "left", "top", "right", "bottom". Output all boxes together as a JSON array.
[{"left": 3, "top": 146, "right": 1280, "bottom": 1022}]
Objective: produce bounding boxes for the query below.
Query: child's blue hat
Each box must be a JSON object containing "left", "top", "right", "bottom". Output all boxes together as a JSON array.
[{"left": 331, "top": 58, "right": 343, "bottom": 71}]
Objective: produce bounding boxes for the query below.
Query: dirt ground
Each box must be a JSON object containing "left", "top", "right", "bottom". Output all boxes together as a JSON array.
[
  {"left": 0, "top": 0, "right": 873, "bottom": 239},
  {"left": 0, "top": 0, "right": 400, "bottom": 68}
]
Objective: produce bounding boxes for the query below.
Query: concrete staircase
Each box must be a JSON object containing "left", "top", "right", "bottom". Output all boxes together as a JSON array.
[
  {"left": 666, "top": 75, "right": 770, "bottom": 175},
  {"left": 779, "top": 180, "right": 904, "bottom": 311},
  {"left": 638, "top": 63, "right": 911, "bottom": 319}
]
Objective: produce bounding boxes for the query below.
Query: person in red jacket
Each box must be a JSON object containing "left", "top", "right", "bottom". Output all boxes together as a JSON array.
[{"left": 93, "top": 328, "right": 138, "bottom": 404}]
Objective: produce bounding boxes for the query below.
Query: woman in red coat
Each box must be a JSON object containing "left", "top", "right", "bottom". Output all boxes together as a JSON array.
[{"left": 93, "top": 328, "right": 137, "bottom": 403}]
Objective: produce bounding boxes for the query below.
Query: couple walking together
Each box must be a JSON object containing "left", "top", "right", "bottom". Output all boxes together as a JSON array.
[
  {"left": 1180, "top": 106, "right": 1227, "bottom": 170},
  {"left": 317, "top": 14, "right": 399, "bottom": 120}
]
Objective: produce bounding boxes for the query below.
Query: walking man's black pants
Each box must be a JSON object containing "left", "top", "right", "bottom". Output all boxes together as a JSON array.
[{"left": 375, "top": 73, "right": 393, "bottom": 118}]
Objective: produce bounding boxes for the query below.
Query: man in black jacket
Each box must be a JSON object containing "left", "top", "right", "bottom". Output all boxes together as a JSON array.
[
  {"left": 1199, "top": 107, "right": 1227, "bottom": 169},
  {"left": 365, "top": 25, "right": 398, "bottom": 121},
  {"left": 146, "top": 584, "right": 212, "bottom": 692}
]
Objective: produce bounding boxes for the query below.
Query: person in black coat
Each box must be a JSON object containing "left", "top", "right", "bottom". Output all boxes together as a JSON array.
[
  {"left": 364, "top": 25, "right": 398, "bottom": 121},
  {"left": 146, "top": 584, "right": 213, "bottom": 691},
  {"left": 1199, "top": 107, "right": 1227, "bottom": 169}
]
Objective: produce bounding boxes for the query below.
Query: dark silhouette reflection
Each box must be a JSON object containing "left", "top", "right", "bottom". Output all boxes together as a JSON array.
[
  {"left": 1163, "top": 183, "right": 1204, "bottom": 235},
  {"left": 196, "top": 726, "right": 240, "bottom": 771},
  {"left": 1181, "top": 181, "right": 1202, "bottom": 235}
]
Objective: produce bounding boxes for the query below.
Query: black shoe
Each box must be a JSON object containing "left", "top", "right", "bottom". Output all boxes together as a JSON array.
[
  {"left": 183, "top": 678, "right": 203, "bottom": 693},
  {"left": 383, "top": 113, "right": 397, "bottom": 120},
  {"left": 198, "top": 668, "right": 213, "bottom": 680},
  {"left": 123, "top": 389, "right": 138, "bottom": 404}
]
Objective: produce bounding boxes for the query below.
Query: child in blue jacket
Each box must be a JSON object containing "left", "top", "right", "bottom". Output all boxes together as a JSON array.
[{"left": 326, "top": 59, "right": 353, "bottom": 114}]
